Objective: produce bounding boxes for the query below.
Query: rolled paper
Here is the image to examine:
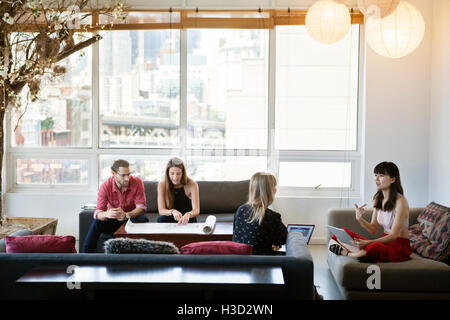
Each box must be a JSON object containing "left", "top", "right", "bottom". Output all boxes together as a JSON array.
[{"left": 203, "top": 215, "right": 217, "bottom": 234}]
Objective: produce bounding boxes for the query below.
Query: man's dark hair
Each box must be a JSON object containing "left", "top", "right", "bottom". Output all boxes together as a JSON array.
[{"left": 111, "top": 159, "right": 130, "bottom": 172}]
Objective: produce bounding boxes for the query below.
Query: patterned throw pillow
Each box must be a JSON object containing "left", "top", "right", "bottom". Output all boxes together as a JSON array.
[{"left": 409, "top": 202, "right": 449, "bottom": 263}]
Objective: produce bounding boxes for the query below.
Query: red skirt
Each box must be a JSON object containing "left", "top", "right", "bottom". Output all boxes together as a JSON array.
[{"left": 333, "top": 229, "right": 412, "bottom": 262}]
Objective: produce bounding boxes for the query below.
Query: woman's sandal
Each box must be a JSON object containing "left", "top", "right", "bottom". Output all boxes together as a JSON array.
[{"left": 329, "top": 244, "right": 348, "bottom": 256}]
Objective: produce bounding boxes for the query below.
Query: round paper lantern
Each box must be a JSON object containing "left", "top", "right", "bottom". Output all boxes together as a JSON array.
[
  {"left": 305, "top": 0, "right": 351, "bottom": 45},
  {"left": 366, "top": 1, "right": 425, "bottom": 58},
  {"left": 358, "top": 0, "right": 400, "bottom": 19}
]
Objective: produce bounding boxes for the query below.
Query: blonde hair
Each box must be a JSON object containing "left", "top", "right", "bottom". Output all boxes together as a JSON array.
[
  {"left": 163, "top": 157, "right": 191, "bottom": 209},
  {"left": 247, "top": 172, "right": 277, "bottom": 225}
]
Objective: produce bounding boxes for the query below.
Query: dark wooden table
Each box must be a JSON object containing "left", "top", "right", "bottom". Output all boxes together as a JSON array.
[
  {"left": 16, "top": 264, "right": 285, "bottom": 299},
  {"left": 114, "top": 222, "right": 233, "bottom": 249}
]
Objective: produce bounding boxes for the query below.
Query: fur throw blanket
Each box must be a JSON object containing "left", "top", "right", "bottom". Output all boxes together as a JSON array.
[{"left": 104, "top": 237, "right": 180, "bottom": 254}]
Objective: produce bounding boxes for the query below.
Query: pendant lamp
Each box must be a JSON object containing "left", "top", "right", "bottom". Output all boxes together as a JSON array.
[
  {"left": 358, "top": 0, "right": 400, "bottom": 19},
  {"left": 305, "top": 0, "right": 351, "bottom": 45},
  {"left": 365, "top": 1, "right": 425, "bottom": 58}
]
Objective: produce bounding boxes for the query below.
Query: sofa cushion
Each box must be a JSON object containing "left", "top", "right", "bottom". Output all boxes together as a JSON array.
[
  {"left": 143, "top": 180, "right": 249, "bottom": 214},
  {"left": 144, "top": 181, "right": 159, "bottom": 212},
  {"left": 198, "top": 181, "right": 249, "bottom": 214},
  {"left": 5, "top": 235, "right": 77, "bottom": 253},
  {"left": 409, "top": 202, "right": 450, "bottom": 263},
  {"left": 104, "top": 237, "right": 180, "bottom": 254},
  {"left": 327, "top": 242, "right": 450, "bottom": 292},
  {"left": 0, "top": 229, "right": 33, "bottom": 252},
  {"left": 180, "top": 241, "right": 252, "bottom": 255}
]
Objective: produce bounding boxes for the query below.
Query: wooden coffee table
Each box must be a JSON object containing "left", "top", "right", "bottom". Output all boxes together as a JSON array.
[{"left": 114, "top": 222, "right": 233, "bottom": 249}]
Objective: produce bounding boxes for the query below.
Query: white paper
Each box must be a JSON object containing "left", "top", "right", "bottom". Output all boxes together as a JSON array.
[
  {"left": 202, "top": 215, "right": 216, "bottom": 234},
  {"left": 125, "top": 215, "right": 217, "bottom": 235}
]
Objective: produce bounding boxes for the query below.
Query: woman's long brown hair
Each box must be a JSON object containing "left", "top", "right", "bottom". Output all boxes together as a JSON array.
[
  {"left": 163, "top": 157, "right": 190, "bottom": 209},
  {"left": 373, "top": 162, "right": 404, "bottom": 212}
]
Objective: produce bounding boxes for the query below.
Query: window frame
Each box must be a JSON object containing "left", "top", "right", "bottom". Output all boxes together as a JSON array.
[{"left": 5, "top": 18, "right": 364, "bottom": 198}]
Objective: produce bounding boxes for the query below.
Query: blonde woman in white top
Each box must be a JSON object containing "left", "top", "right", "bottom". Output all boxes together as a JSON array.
[{"left": 329, "top": 162, "right": 412, "bottom": 262}]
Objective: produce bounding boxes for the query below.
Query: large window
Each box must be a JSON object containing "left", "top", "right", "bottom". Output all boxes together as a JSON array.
[
  {"left": 7, "top": 15, "right": 361, "bottom": 196},
  {"left": 275, "top": 25, "right": 359, "bottom": 151},
  {"left": 186, "top": 29, "right": 269, "bottom": 150},
  {"left": 11, "top": 44, "right": 92, "bottom": 148},
  {"left": 99, "top": 30, "right": 180, "bottom": 148},
  {"left": 274, "top": 25, "right": 360, "bottom": 195}
]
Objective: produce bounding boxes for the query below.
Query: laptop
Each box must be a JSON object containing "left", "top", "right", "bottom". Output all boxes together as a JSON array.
[
  {"left": 278, "top": 224, "right": 315, "bottom": 253},
  {"left": 287, "top": 224, "right": 315, "bottom": 244}
]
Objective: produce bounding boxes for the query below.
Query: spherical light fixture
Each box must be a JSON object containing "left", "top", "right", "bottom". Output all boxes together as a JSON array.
[
  {"left": 358, "top": 0, "right": 400, "bottom": 19},
  {"left": 365, "top": 1, "right": 425, "bottom": 58},
  {"left": 305, "top": 0, "right": 351, "bottom": 45}
]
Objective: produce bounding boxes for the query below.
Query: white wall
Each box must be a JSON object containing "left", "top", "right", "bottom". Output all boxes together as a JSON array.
[
  {"left": 4, "top": 0, "right": 444, "bottom": 243},
  {"left": 274, "top": 0, "right": 435, "bottom": 243},
  {"left": 5, "top": 193, "right": 97, "bottom": 238},
  {"left": 429, "top": 0, "right": 450, "bottom": 206},
  {"left": 362, "top": 0, "right": 433, "bottom": 208}
]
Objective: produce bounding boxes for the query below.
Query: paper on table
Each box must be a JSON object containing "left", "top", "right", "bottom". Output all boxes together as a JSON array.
[{"left": 125, "top": 215, "right": 217, "bottom": 234}]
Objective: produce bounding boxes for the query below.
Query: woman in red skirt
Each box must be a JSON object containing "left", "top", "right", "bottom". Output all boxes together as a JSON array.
[{"left": 329, "top": 162, "right": 412, "bottom": 262}]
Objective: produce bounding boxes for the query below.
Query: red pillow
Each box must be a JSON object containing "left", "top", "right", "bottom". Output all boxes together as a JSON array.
[
  {"left": 5, "top": 235, "right": 77, "bottom": 253},
  {"left": 181, "top": 241, "right": 252, "bottom": 255}
]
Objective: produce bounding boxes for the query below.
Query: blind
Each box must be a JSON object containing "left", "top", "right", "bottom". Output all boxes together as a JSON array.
[
  {"left": 98, "top": 9, "right": 364, "bottom": 30},
  {"left": 16, "top": 9, "right": 363, "bottom": 31}
]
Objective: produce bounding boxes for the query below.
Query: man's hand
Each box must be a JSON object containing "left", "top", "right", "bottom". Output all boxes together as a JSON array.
[{"left": 104, "top": 208, "right": 126, "bottom": 221}]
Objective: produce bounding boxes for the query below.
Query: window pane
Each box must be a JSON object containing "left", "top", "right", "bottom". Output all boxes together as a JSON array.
[
  {"left": 279, "top": 162, "right": 351, "bottom": 188},
  {"left": 99, "top": 155, "right": 169, "bottom": 183},
  {"left": 187, "top": 29, "right": 269, "bottom": 149},
  {"left": 12, "top": 40, "right": 92, "bottom": 148},
  {"left": 16, "top": 159, "right": 88, "bottom": 185},
  {"left": 99, "top": 30, "right": 180, "bottom": 148},
  {"left": 187, "top": 156, "right": 267, "bottom": 181},
  {"left": 275, "top": 25, "right": 359, "bottom": 151},
  {"left": 99, "top": 155, "right": 266, "bottom": 183}
]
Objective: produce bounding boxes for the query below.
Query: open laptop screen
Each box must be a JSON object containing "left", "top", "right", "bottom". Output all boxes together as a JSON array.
[{"left": 287, "top": 224, "right": 315, "bottom": 244}]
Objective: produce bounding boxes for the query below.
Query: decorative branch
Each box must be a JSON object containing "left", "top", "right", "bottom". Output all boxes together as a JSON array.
[
  {"left": 0, "top": 0, "right": 128, "bottom": 222},
  {"left": 56, "top": 33, "right": 102, "bottom": 62}
]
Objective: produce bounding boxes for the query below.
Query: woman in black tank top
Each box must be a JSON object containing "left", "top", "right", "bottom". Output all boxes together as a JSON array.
[{"left": 157, "top": 158, "right": 200, "bottom": 224}]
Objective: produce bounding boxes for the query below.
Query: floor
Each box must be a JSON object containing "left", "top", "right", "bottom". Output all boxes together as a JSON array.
[{"left": 309, "top": 244, "right": 344, "bottom": 300}]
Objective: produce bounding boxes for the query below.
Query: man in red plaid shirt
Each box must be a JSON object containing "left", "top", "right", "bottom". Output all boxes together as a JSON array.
[{"left": 82, "top": 159, "right": 148, "bottom": 253}]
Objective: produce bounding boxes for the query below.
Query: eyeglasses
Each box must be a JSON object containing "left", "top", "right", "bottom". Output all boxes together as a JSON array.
[{"left": 114, "top": 171, "right": 134, "bottom": 178}]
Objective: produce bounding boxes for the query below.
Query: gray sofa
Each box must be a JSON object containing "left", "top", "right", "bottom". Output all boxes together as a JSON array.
[
  {"left": 0, "top": 232, "right": 315, "bottom": 300},
  {"left": 327, "top": 208, "right": 450, "bottom": 300},
  {"left": 79, "top": 180, "right": 250, "bottom": 252}
]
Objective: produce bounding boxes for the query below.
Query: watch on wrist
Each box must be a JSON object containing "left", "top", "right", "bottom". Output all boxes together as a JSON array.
[{"left": 125, "top": 212, "right": 131, "bottom": 219}]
